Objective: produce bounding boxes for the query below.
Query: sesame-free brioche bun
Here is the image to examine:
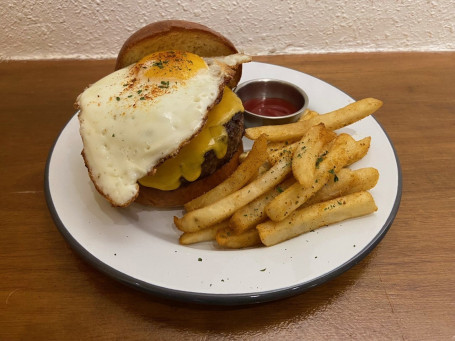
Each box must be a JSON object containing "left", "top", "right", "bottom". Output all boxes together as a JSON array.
[{"left": 115, "top": 20, "right": 242, "bottom": 87}]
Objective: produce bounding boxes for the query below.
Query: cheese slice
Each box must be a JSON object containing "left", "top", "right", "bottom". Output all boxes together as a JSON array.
[{"left": 138, "top": 87, "right": 243, "bottom": 190}]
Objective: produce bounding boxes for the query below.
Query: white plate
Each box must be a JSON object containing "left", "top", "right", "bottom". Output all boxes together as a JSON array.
[{"left": 45, "top": 62, "right": 401, "bottom": 305}]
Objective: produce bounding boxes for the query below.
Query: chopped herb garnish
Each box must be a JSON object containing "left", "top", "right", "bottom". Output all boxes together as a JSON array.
[
  {"left": 324, "top": 203, "right": 338, "bottom": 211},
  {"left": 316, "top": 150, "right": 329, "bottom": 168},
  {"left": 328, "top": 168, "right": 339, "bottom": 182},
  {"left": 158, "top": 80, "right": 170, "bottom": 88},
  {"left": 153, "top": 61, "right": 164, "bottom": 69},
  {"left": 140, "top": 97, "right": 145, "bottom": 100},
  {"left": 276, "top": 186, "right": 284, "bottom": 193},
  {"left": 198, "top": 257, "right": 202, "bottom": 262},
  {"left": 260, "top": 268, "right": 266, "bottom": 272},
  {"left": 116, "top": 96, "right": 120, "bottom": 101},
  {"left": 137, "top": 89, "right": 142, "bottom": 94},
  {"left": 152, "top": 60, "right": 168, "bottom": 69},
  {"left": 112, "top": 133, "right": 115, "bottom": 137}
]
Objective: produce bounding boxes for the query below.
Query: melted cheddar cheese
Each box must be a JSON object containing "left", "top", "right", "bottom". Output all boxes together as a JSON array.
[{"left": 138, "top": 87, "right": 243, "bottom": 190}]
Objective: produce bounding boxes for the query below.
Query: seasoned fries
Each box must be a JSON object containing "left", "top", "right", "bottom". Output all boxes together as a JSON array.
[
  {"left": 318, "top": 98, "right": 383, "bottom": 131},
  {"left": 245, "top": 98, "right": 382, "bottom": 142},
  {"left": 304, "top": 167, "right": 379, "bottom": 207},
  {"left": 179, "top": 220, "right": 229, "bottom": 245},
  {"left": 174, "top": 153, "right": 292, "bottom": 232},
  {"left": 174, "top": 98, "right": 382, "bottom": 248},
  {"left": 245, "top": 117, "right": 317, "bottom": 142},
  {"left": 292, "top": 123, "right": 337, "bottom": 187},
  {"left": 216, "top": 228, "right": 262, "bottom": 249},
  {"left": 266, "top": 134, "right": 371, "bottom": 222},
  {"left": 257, "top": 191, "right": 378, "bottom": 246},
  {"left": 299, "top": 110, "right": 320, "bottom": 122},
  {"left": 184, "top": 135, "right": 268, "bottom": 211},
  {"left": 268, "top": 141, "right": 299, "bottom": 164},
  {"left": 230, "top": 177, "right": 295, "bottom": 234}
]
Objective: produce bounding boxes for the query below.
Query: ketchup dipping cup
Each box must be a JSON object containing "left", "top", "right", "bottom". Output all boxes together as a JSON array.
[{"left": 234, "top": 79, "right": 309, "bottom": 128}]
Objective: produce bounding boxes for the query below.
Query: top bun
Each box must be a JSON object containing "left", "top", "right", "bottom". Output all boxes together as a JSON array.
[{"left": 115, "top": 20, "right": 242, "bottom": 87}]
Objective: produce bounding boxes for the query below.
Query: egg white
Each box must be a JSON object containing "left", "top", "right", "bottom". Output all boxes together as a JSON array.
[{"left": 77, "top": 52, "right": 251, "bottom": 206}]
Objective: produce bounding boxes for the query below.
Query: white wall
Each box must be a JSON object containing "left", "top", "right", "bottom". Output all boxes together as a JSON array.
[{"left": 1, "top": 0, "right": 454, "bottom": 60}]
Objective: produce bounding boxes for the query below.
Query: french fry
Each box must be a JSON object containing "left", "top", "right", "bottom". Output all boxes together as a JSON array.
[
  {"left": 257, "top": 191, "right": 378, "bottom": 246},
  {"left": 267, "top": 127, "right": 336, "bottom": 165},
  {"left": 184, "top": 135, "right": 268, "bottom": 212},
  {"left": 318, "top": 98, "right": 383, "bottom": 131},
  {"left": 245, "top": 98, "right": 382, "bottom": 142},
  {"left": 216, "top": 227, "right": 262, "bottom": 249},
  {"left": 179, "top": 220, "right": 229, "bottom": 245},
  {"left": 268, "top": 141, "right": 299, "bottom": 164},
  {"left": 239, "top": 151, "right": 249, "bottom": 163},
  {"left": 174, "top": 154, "right": 293, "bottom": 232},
  {"left": 229, "top": 177, "right": 296, "bottom": 234},
  {"left": 266, "top": 134, "right": 370, "bottom": 222},
  {"left": 251, "top": 162, "right": 272, "bottom": 182},
  {"left": 174, "top": 97, "right": 382, "bottom": 249},
  {"left": 345, "top": 136, "right": 371, "bottom": 166},
  {"left": 245, "top": 116, "right": 317, "bottom": 142},
  {"left": 299, "top": 109, "right": 320, "bottom": 121},
  {"left": 304, "top": 167, "right": 379, "bottom": 207},
  {"left": 292, "top": 123, "right": 337, "bottom": 187},
  {"left": 267, "top": 140, "right": 295, "bottom": 154}
]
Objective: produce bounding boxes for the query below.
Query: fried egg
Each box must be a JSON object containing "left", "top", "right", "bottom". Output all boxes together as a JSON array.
[{"left": 77, "top": 51, "right": 251, "bottom": 207}]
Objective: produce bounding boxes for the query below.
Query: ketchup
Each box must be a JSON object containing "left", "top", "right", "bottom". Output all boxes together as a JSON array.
[{"left": 243, "top": 98, "right": 298, "bottom": 117}]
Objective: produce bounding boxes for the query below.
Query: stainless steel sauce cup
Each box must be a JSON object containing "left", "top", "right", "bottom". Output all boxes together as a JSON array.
[{"left": 234, "top": 79, "right": 309, "bottom": 128}]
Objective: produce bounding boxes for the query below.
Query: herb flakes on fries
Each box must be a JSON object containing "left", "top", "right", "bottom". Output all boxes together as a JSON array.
[{"left": 173, "top": 98, "right": 383, "bottom": 248}]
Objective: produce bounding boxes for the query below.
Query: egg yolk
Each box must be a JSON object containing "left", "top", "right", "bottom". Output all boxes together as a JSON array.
[
  {"left": 138, "top": 87, "right": 243, "bottom": 191},
  {"left": 138, "top": 50, "right": 208, "bottom": 81}
]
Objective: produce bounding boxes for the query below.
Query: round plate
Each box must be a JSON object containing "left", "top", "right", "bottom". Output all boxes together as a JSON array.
[{"left": 45, "top": 62, "right": 401, "bottom": 305}]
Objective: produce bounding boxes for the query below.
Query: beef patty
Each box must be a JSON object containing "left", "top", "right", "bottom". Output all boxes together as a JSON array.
[{"left": 181, "top": 111, "right": 244, "bottom": 184}]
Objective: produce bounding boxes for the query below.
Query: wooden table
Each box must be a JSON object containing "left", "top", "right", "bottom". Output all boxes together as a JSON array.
[{"left": 1, "top": 52, "right": 454, "bottom": 340}]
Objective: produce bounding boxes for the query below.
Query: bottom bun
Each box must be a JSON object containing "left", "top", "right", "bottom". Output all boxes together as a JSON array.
[{"left": 135, "top": 146, "right": 243, "bottom": 208}]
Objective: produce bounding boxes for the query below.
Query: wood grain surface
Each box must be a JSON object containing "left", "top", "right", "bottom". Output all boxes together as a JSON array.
[{"left": 1, "top": 52, "right": 454, "bottom": 340}]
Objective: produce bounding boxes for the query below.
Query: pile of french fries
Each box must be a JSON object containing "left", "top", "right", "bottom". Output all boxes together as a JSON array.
[{"left": 174, "top": 98, "right": 382, "bottom": 248}]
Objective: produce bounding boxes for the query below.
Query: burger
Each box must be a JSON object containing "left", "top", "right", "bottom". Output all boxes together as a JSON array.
[{"left": 76, "top": 20, "right": 251, "bottom": 208}]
